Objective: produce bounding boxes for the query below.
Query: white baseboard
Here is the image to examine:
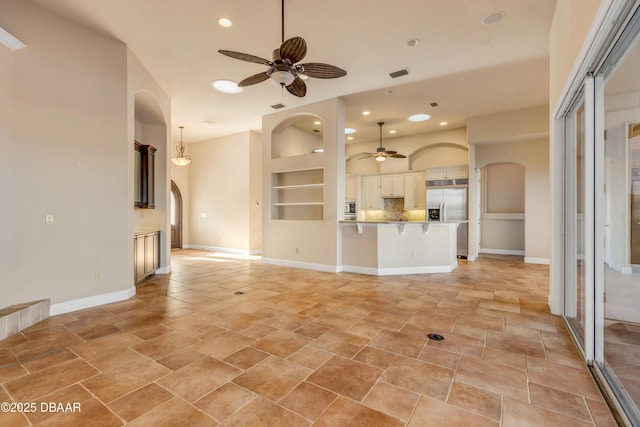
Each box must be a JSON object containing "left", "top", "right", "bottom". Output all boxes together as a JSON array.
[
  {"left": 155, "top": 265, "right": 171, "bottom": 274},
  {"left": 467, "top": 254, "right": 478, "bottom": 261},
  {"left": 341, "top": 263, "right": 458, "bottom": 276},
  {"left": 607, "top": 261, "right": 640, "bottom": 274},
  {"left": 183, "top": 244, "right": 262, "bottom": 256},
  {"left": 479, "top": 248, "right": 525, "bottom": 256},
  {"left": 49, "top": 286, "right": 136, "bottom": 316},
  {"left": 524, "top": 257, "right": 550, "bottom": 265},
  {"left": 261, "top": 257, "right": 340, "bottom": 273}
]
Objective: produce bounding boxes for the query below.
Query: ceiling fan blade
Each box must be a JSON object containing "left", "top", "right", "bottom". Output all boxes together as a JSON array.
[
  {"left": 286, "top": 77, "right": 307, "bottom": 97},
  {"left": 280, "top": 37, "right": 307, "bottom": 63},
  {"left": 385, "top": 150, "right": 397, "bottom": 155},
  {"left": 389, "top": 154, "right": 407, "bottom": 158},
  {"left": 238, "top": 72, "right": 270, "bottom": 87},
  {"left": 218, "top": 50, "right": 272, "bottom": 65},
  {"left": 300, "top": 63, "right": 347, "bottom": 79}
]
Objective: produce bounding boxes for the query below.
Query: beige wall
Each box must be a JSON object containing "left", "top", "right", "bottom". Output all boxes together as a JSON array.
[
  {"left": 262, "top": 99, "right": 345, "bottom": 270},
  {"left": 469, "top": 106, "right": 550, "bottom": 263},
  {"left": 1, "top": 0, "right": 131, "bottom": 308},
  {"left": 549, "top": 0, "right": 603, "bottom": 110},
  {"left": 1, "top": 0, "right": 170, "bottom": 312},
  {"left": 186, "top": 131, "right": 261, "bottom": 253},
  {"left": 346, "top": 128, "right": 468, "bottom": 175}
]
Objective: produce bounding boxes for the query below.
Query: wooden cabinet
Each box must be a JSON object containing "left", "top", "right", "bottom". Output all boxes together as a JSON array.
[
  {"left": 272, "top": 169, "right": 324, "bottom": 220},
  {"left": 380, "top": 174, "right": 405, "bottom": 197},
  {"left": 135, "top": 142, "right": 156, "bottom": 209},
  {"left": 135, "top": 231, "right": 159, "bottom": 283},
  {"left": 404, "top": 171, "right": 426, "bottom": 209},
  {"left": 361, "top": 175, "right": 383, "bottom": 209}
]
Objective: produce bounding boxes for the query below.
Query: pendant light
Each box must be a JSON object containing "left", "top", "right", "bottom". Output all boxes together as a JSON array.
[{"left": 171, "top": 126, "right": 192, "bottom": 166}]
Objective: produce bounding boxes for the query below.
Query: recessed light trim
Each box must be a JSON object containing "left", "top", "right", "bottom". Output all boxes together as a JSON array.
[
  {"left": 217, "top": 17, "right": 232, "bottom": 27},
  {"left": 345, "top": 128, "right": 357, "bottom": 134},
  {"left": 362, "top": 111, "right": 370, "bottom": 116},
  {"left": 482, "top": 11, "right": 504, "bottom": 25},
  {"left": 408, "top": 113, "right": 431, "bottom": 122},
  {"left": 389, "top": 130, "right": 397, "bottom": 134},
  {"left": 347, "top": 136, "right": 354, "bottom": 140},
  {"left": 440, "top": 121, "right": 448, "bottom": 126},
  {"left": 211, "top": 80, "right": 242, "bottom": 94},
  {"left": 314, "top": 120, "right": 321, "bottom": 125},
  {"left": 406, "top": 38, "right": 420, "bottom": 47}
]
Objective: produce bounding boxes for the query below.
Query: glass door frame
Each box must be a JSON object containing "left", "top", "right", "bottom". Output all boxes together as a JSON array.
[{"left": 555, "top": 1, "right": 640, "bottom": 425}]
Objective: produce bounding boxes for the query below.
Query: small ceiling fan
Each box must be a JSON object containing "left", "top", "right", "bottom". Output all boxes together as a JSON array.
[
  {"left": 358, "top": 122, "right": 407, "bottom": 162},
  {"left": 217, "top": 0, "right": 347, "bottom": 97}
]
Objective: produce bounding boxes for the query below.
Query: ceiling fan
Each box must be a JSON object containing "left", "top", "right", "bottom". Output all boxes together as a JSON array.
[
  {"left": 358, "top": 122, "right": 407, "bottom": 162},
  {"left": 217, "top": 0, "right": 347, "bottom": 97}
]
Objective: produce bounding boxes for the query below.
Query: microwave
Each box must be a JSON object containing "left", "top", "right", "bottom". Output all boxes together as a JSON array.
[{"left": 345, "top": 201, "right": 357, "bottom": 219}]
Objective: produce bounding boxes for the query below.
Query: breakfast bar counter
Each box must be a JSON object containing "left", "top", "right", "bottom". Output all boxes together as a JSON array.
[{"left": 339, "top": 221, "right": 459, "bottom": 275}]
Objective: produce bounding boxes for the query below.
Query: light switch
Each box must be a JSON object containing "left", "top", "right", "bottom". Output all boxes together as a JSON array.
[
  {"left": 45, "top": 214, "right": 54, "bottom": 225},
  {"left": 200, "top": 212, "right": 207, "bottom": 218}
]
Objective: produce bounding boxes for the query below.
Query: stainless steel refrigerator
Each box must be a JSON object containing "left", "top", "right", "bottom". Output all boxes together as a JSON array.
[{"left": 426, "top": 185, "right": 468, "bottom": 258}]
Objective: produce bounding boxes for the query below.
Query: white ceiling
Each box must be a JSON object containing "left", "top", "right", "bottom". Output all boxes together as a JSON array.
[{"left": 28, "top": 0, "right": 558, "bottom": 145}]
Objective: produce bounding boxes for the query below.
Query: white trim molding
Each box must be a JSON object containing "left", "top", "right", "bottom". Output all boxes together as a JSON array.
[
  {"left": 261, "top": 257, "right": 340, "bottom": 273},
  {"left": 479, "top": 248, "right": 525, "bottom": 256},
  {"left": 184, "top": 244, "right": 262, "bottom": 256},
  {"left": 524, "top": 257, "right": 550, "bottom": 265},
  {"left": 49, "top": 286, "right": 136, "bottom": 316},
  {"left": 341, "top": 263, "right": 458, "bottom": 276}
]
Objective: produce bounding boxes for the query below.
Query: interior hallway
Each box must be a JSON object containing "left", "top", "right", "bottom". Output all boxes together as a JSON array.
[{"left": 0, "top": 251, "right": 618, "bottom": 426}]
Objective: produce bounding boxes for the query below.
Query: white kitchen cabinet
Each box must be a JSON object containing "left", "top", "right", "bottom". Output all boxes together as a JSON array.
[
  {"left": 426, "top": 166, "right": 468, "bottom": 181},
  {"left": 404, "top": 171, "right": 426, "bottom": 209},
  {"left": 346, "top": 174, "right": 358, "bottom": 201},
  {"left": 380, "top": 174, "right": 405, "bottom": 197},
  {"left": 361, "top": 175, "right": 383, "bottom": 209}
]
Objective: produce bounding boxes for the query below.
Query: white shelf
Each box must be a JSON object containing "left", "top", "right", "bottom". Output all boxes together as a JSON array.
[
  {"left": 273, "top": 202, "right": 324, "bottom": 206},
  {"left": 272, "top": 183, "right": 324, "bottom": 190}
]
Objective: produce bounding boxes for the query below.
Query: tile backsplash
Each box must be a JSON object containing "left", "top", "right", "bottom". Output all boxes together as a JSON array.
[{"left": 363, "top": 198, "right": 426, "bottom": 221}]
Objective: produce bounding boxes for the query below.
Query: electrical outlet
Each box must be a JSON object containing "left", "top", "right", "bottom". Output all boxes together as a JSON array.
[
  {"left": 45, "top": 214, "right": 54, "bottom": 225},
  {"left": 295, "top": 247, "right": 299, "bottom": 254},
  {"left": 94, "top": 272, "right": 101, "bottom": 281}
]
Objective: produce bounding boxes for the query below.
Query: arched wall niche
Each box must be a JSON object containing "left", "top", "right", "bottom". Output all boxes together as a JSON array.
[
  {"left": 272, "top": 113, "right": 324, "bottom": 159},
  {"left": 409, "top": 142, "right": 469, "bottom": 170}
]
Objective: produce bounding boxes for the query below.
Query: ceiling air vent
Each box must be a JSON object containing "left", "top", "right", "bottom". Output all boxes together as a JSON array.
[
  {"left": 389, "top": 68, "right": 410, "bottom": 79},
  {"left": 271, "top": 103, "right": 286, "bottom": 109},
  {"left": 430, "top": 102, "right": 439, "bottom": 107}
]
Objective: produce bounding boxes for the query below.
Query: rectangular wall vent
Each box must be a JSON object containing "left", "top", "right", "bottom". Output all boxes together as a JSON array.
[
  {"left": 389, "top": 68, "right": 410, "bottom": 79},
  {"left": 430, "top": 102, "right": 439, "bottom": 107},
  {"left": 271, "top": 103, "right": 286, "bottom": 109}
]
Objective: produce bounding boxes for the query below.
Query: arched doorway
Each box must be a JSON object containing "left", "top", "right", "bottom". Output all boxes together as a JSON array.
[{"left": 170, "top": 181, "right": 183, "bottom": 249}]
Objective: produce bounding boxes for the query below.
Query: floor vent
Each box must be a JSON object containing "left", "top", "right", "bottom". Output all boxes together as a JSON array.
[{"left": 427, "top": 333, "right": 445, "bottom": 341}]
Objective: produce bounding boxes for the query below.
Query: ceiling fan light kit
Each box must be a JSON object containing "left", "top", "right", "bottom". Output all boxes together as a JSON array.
[
  {"left": 358, "top": 122, "right": 407, "bottom": 162},
  {"left": 217, "top": 0, "right": 346, "bottom": 97},
  {"left": 171, "top": 126, "right": 192, "bottom": 166}
]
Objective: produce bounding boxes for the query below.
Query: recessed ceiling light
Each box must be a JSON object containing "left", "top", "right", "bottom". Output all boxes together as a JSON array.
[
  {"left": 211, "top": 80, "right": 242, "bottom": 94},
  {"left": 408, "top": 113, "right": 431, "bottom": 122},
  {"left": 347, "top": 136, "right": 354, "bottom": 140},
  {"left": 440, "top": 121, "right": 448, "bottom": 126},
  {"left": 389, "top": 130, "right": 397, "bottom": 134},
  {"left": 482, "top": 11, "right": 504, "bottom": 25},
  {"left": 204, "top": 119, "right": 216, "bottom": 124},
  {"left": 406, "top": 38, "right": 420, "bottom": 47},
  {"left": 345, "top": 128, "right": 357, "bottom": 134},
  {"left": 217, "top": 17, "right": 232, "bottom": 27},
  {"left": 314, "top": 120, "right": 321, "bottom": 125},
  {"left": 362, "top": 111, "right": 370, "bottom": 116}
]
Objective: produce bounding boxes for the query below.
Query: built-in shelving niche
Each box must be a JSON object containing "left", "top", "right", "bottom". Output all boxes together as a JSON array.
[{"left": 271, "top": 168, "right": 324, "bottom": 220}]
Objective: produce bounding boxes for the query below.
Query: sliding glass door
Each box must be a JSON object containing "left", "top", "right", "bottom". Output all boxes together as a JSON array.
[{"left": 562, "top": 3, "right": 640, "bottom": 423}]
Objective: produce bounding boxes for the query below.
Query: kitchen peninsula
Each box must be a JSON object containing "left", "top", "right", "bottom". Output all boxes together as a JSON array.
[{"left": 340, "top": 220, "right": 460, "bottom": 275}]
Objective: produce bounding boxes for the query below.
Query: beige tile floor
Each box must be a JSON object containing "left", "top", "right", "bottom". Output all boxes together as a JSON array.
[{"left": 0, "top": 250, "right": 619, "bottom": 426}]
